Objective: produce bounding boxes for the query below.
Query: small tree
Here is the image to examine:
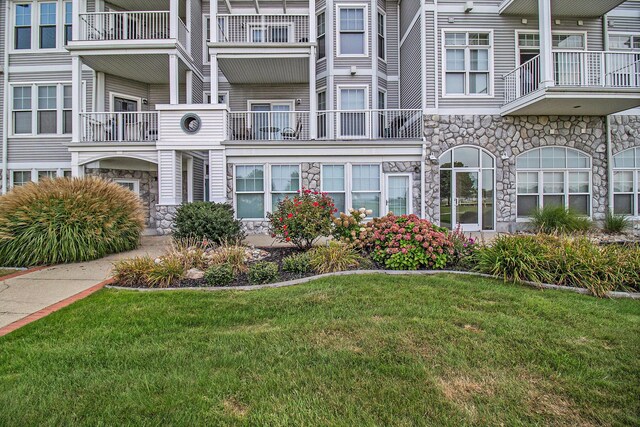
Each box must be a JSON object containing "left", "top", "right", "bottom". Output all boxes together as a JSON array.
[{"left": 267, "top": 188, "right": 336, "bottom": 249}]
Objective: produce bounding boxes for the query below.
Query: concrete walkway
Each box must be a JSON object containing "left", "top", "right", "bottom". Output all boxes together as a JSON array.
[{"left": 0, "top": 236, "right": 169, "bottom": 330}]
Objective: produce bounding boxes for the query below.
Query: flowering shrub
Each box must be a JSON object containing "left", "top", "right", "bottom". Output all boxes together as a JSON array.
[
  {"left": 447, "top": 225, "right": 478, "bottom": 268},
  {"left": 267, "top": 188, "right": 336, "bottom": 249},
  {"left": 361, "top": 213, "right": 454, "bottom": 270},
  {"left": 332, "top": 207, "right": 372, "bottom": 243}
]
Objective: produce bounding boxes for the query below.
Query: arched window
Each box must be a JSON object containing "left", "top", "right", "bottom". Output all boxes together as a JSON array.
[
  {"left": 516, "top": 147, "right": 591, "bottom": 218},
  {"left": 612, "top": 147, "right": 640, "bottom": 217}
]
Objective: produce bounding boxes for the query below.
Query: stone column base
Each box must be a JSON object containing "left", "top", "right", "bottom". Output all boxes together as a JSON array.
[{"left": 155, "top": 205, "right": 179, "bottom": 235}]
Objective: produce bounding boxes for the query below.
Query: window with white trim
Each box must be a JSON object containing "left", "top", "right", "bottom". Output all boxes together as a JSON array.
[
  {"left": 64, "top": 1, "right": 72, "bottom": 44},
  {"left": 339, "top": 87, "right": 367, "bottom": 137},
  {"left": 37, "top": 85, "right": 57, "bottom": 134},
  {"left": 338, "top": 7, "right": 366, "bottom": 56},
  {"left": 516, "top": 147, "right": 592, "bottom": 218},
  {"left": 377, "top": 12, "right": 385, "bottom": 60},
  {"left": 12, "top": 170, "right": 32, "bottom": 187},
  {"left": 39, "top": 2, "right": 56, "bottom": 49},
  {"left": 317, "top": 12, "right": 326, "bottom": 59},
  {"left": 444, "top": 31, "right": 492, "bottom": 96},
  {"left": 13, "top": 83, "right": 72, "bottom": 135},
  {"left": 63, "top": 85, "right": 72, "bottom": 133},
  {"left": 609, "top": 34, "right": 640, "bottom": 51},
  {"left": 114, "top": 179, "right": 140, "bottom": 194},
  {"left": 271, "top": 165, "right": 300, "bottom": 208},
  {"left": 352, "top": 164, "right": 381, "bottom": 217},
  {"left": 38, "top": 170, "right": 57, "bottom": 181},
  {"left": 612, "top": 147, "right": 640, "bottom": 217},
  {"left": 15, "top": 3, "right": 32, "bottom": 50},
  {"left": 321, "top": 165, "right": 346, "bottom": 213},
  {"left": 235, "top": 165, "right": 265, "bottom": 219},
  {"left": 13, "top": 86, "right": 32, "bottom": 134},
  {"left": 317, "top": 90, "right": 327, "bottom": 138}
]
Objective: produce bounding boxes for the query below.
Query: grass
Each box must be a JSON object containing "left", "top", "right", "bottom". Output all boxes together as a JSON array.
[
  {"left": 0, "top": 268, "right": 17, "bottom": 278},
  {"left": 0, "top": 275, "right": 638, "bottom": 426}
]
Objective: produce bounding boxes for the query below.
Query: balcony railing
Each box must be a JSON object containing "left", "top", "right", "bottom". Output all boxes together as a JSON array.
[
  {"left": 78, "top": 12, "right": 170, "bottom": 41},
  {"left": 216, "top": 14, "right": 310, "bottom": 44},
  {"left": 80, "top": 112, "right": 159, "bottom": 143},
  {"left": 504, "top": 51, "right": 640, "bottom": 104},
  {"left": 227, "top": 110, "right": 423, "bottom": 141}
]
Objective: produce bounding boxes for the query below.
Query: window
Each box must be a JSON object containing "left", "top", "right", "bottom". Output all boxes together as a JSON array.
[
  {"left": 37, "top": 86, "right": 57, "bottom": 134},
  {"left": 64, "top": 2, "right": 72, "bottom": 44},
  {"left": 317, "top": 90, "right": 327, "bottom": 138},
  {"left": 63, "top": 85, "right": 72, "bottom": 133},
  {"left": 270, "top": 165, "right": 300, "bottom": 207},
  {"left": 317, "top": 12, "right": 326, "bottom": 60},
  {"left": 352, "top": 164, "right": 381, "bottom": 217},
  {"left": 250, "top": 25, "right": 289, "bottom": 43},
  {"left": 38, "top": 170, "right": 57, "bottom": 181},
  {"left": 444, "top": 31, "right": 491, "bottom": 96},
  {"left": 609, "top": 34, "right": 640, "bottom": 51},
  {"left": 114, "top": 179, "right": 140, "bottom": 194},
  {"left": 339, "top": 87, "right": 367, "bottom": 137},
  {"left": 15, "top": 3, "right": 32, "bottom": 49},
  {"left": 235, "top": 165, "right": 265, "bottom": 219},
  {"left": 377, "top": 12, "right": 385, "bottom": 60},
  {"left": 516, "top": 148, "right": 592, "bottom": 218},
  {"left": 321, "top": 165, "right": 346, "bottom": 213},
  {"left": 12, "top": 171, "right": 32, "bottom": 187},
  {"left": 13, "top": 86, "right": 32, "bottom": 134},
  {"left": 39, "top": 2, "right": 57, "bottom": 49},
  {"left": 612, "top": 147, "right": 640, "bottom": 216},
  {"left": 338, "top": 7, "right": 365, "bottom": 56},
  {"left": 517, "top": 32, "right": 585, "bottom": 50}
]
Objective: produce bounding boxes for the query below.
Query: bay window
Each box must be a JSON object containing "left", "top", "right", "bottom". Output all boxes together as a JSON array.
[
  {"left": 235, "top": 165, "right": 265, "bottom": 219},
  {"left": 321, "top": 165, "right": 346, "bottom": 213},
  {"left": 612, "top": 148, "right": 640, "bottom": 217},
  {"left": 352, "top": 164, "right": 381, "bottom": 217},
  {"left": 15, "top": 3, "right": 32, "bottom": 50},
  {"left": 516, "top": 148, "right": 592, "bottom": 218},
  {"left": 39, "top": 2, "right": 56, "bottom": 49},
  {"left": 270, "top": 165, "right": 300, "bottom": 207},
  {"left": 444, "top": 31, "right": 492, "bottom": 96},
  {"left": 338, "top": 7, "right": 365, "bottom": 56}
]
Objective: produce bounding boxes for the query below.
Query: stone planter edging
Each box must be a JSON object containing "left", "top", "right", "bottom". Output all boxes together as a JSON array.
[{"left": 105, "top": 270, "right": 640, "bottom": 299}]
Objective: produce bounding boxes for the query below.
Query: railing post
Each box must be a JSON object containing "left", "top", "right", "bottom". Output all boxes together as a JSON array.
[{"left": 601, "top": 51, "right": 606, "bottom": 87}]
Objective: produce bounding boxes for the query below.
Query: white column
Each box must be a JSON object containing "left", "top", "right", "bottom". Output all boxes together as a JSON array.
[
  {"left": 95, "top": 71, "right": 105, "bottom": 111},
  {"left": 169, "top": 54, "right": 179, "bottom": 104},
  {"left": 208, "top": 149, "right": 226, "bottom": 202},
  {"left": 309, "top": 48, "right": 317, "bottom": 139},
  {"left": 210, "top": 54, "right": 218, "bottom": 103},
  {"left": 71, "top": 152, "right": 84, "bottom": 177},
  {"left": 211, "top": 0, "right": 218, "bottom": 42},
  {"left": 71, "top": 0, "right": 84, "bottom": 41},
  {"left": 71, "top": 56, "right": 84, "bottom": 142},
  {"left": 170, "top": 0, "right": 179, "bottom": 39},
  {"left": 186, "top": 70, "right": 193, "bottom": 104},
  {"left": 158, "top": 150, "right": 183, "bottom": 205},
  {"left": 538, "top": 0, "right": 554, "bottom": 88}
]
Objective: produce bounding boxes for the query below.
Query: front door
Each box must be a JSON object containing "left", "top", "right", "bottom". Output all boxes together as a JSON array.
[
  {"left": 454, "top": 171, "right": 481, "bottom": 231},
  {"left": 386, "top": 174, "right": 411, "bottom": 215},
  {"left": 113, "top": 96, "right": 138, "bottom": 141}
]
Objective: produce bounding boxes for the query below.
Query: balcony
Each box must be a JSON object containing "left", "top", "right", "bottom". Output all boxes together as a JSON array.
[
  {"left": 227, "top": 110, "right": 423, "bottom": 141},
  {"left": 210, "top": 14, "right": 312, "bottom": 84},
  {"left": 502, "top": 51, "right": 640, "bottom": 115},
  {"left": 80, "top": 112, "right": 159, "bottom": 143},
  {"left": 499, "top": 0, "right": 626, "bottom": 18}
]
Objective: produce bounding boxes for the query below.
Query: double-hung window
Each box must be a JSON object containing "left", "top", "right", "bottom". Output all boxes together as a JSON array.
[
  {"left": 317, "top": 90, "right": 327, "bottom": 138},
  {"left": 612, "top": 148, "right": 640, "bottom": 217},
  {"left": 338, "top": 7, "right": 365, "bottom": 56},
  {"left": 12, "top": 171, "right": 32, "bottom": 187},
  {"left": 352, "top": 164, "right": 381, "bottom": 217},
  {"left": 444, "top": 31, "right": 491, "bottom": 96},
  {"left": 270, "top": 165, "right": 300, "bottom": 207},
  {"left": 63, "top": 85, "right": 72, "bottom": 134},
  {"left": 235, "top": 165, "right": 265, "bottom": 219},
  {"left": 377, "top": 12, "right": 385, "bottom": 60},
  {"left": 39, "top": 3, "right": 57, "bottom": 49},
  {"left": 15, "top": 3, "right": 32, "bottom": 50},
  {"left": 321, "top": 165, "right": 346, "bottom": 213},
  {"left": 38, "top": 86, "right": 57, "bottom": 134},
  {"left": 13, "top": 86, "right": 32, "bottom": 134},
  {"left": 64, "top": 2, "right": 72, "bottom": 44},
  {"left": 317, "top": 12, "right": 326, "bottom": 60},
  {"left": 339, "top": 87, "right": 367, "bottom": 138}
]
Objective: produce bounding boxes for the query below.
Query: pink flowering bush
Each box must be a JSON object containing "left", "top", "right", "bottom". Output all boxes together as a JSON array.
[
  {"left": 448, "top": 225, "right": 479, "bottom": 268},
  {"left": 361, "top": 213, "right": 454, "bottom": 270},
  {"left": 267, "top": 188, "right": 336, "bottom": 249}
]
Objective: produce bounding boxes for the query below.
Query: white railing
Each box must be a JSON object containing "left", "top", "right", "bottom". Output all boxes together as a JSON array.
[
  {"left": 78, "top": 12, "right": 170, "bottom": 41},
  {"left": 226, "top": 110, "right": 423, "bottom": 141},
  {"left": 177, "top": 17, "right": 190, "bottom": 52},
  {"left": 216, "top": 14, "right": 309, "bottom": 44},
  {"left": 80, "top": 112, "right": 159, "bottom": 143},
  {"left": 228, "top": 111, "right": 310, "bottom": 141},
  {"left": 504, "top": 51, "right": 640, "bottom": 104}
]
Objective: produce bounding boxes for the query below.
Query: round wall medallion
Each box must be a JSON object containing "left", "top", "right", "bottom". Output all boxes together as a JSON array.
[{"left": 181, "top": 113, "right": 201, "bottom": 134}]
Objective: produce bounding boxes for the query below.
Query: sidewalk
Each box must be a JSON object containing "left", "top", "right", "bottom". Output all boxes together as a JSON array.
[{"left": 0, "top": 236, "right": 169, "bottom": 330}]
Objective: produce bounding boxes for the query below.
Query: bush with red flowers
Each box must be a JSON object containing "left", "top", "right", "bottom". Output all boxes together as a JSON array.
[
  {"left": 267, "top": 188, "right": 336, "bottom": 249},
  {"left": 361, "top": 213, "right": 454, "bottom": 270}
]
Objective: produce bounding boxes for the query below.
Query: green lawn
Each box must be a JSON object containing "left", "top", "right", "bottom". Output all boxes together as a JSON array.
[{"left": 1, "top": 274, "right": 638, "bottom": 426}]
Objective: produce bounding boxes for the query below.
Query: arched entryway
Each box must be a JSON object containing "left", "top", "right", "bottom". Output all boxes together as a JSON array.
[{"left": 439, "top": 146, "right": 495, "bottom": 231}]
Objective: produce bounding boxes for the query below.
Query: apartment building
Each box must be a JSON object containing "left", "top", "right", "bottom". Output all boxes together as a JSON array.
[{"left": 1, "top": 0, "right": 639, "bottom": 234}]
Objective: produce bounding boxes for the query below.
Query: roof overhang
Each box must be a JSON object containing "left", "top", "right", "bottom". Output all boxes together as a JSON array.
[{"left": 499, "top": 0, "right": 627, "bottom": 18}]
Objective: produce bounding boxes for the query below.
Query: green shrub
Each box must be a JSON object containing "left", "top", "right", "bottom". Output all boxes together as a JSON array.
[
  {"left": 146, "top": 255, "right": 184, "bottom": 288},
  {"left": 447, "top": 226, "right": 479, "bottom": 269},
  {"left": 247, "top": 261, "right": 279, "bottom": 285},
  {"left": 602, "top": 211, "right": 630, "bottom": 234},
  {"left": 112, "top": 256, "right": 155, "bottom": 287},
  {"left": 0, "top": 177, "right": 144, "bottom": 267},
  {"left": 282, "top": 252, "right": 312, "bottom": 274},
  {"left": 361, "top": 214, "right": 454, "bottom": 270},
  {"left": 206, "top": 242, "right": 248, "bottom": 274},
  {"left": 529, "top": 206, "right": 591, "bottom": 234},
  {"left": 309, "top": 242, "right": 362, "bottom": 274},
  {"left": 267, "top": 188, "right": 336, "bottom": 249},
  {"left": 173, "top": 202, "right": 245, "bottom": 244},
  {"left": 204, "top": 264, "right": 235, "bottom": 286}
]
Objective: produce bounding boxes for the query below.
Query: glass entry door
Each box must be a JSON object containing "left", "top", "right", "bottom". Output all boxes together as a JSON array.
[
  {"left": 386, "top": 175, "right": 410, "bottom": 215},
  {"left": 454, "top": 171, "right": 480, "bottom": 230}
]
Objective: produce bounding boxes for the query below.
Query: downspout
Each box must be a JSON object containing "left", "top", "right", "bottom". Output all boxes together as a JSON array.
[
  {"left": 421, "top": 140, "right": 426, "bottom": 218},
  {"left": 2, "top": 0, "right": 10, "bottom": 194},
  {"left": 434, "top": 0, "right": 438, "bottom": 110},
  {"left": 604, "top": 13, "right": 613, "bottom": 216}
]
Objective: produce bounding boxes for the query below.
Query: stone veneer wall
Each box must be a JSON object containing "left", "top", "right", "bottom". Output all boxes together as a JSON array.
[
  {"left": 423, "top": 115, "right": 609, "bottom": 232},
  {"left": 610, "top": 115, "right": 640, "bottom": 155},
  {"left": 84, "top": 168, "right": 158, "bottom": 227},
  {"left": 156, "top": 205, "right": 179, "bottom": 235}
]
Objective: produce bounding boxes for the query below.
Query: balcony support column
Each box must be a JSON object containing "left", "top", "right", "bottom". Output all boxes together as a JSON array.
[
  {"left": 71, "top": 56, "right": 83, "bottom": 143},
  {"left": 210, "top": 54, "right": 218, "bottom": 103},
  {"left": 71, "top": 0, "right": 85, "bottom": 41},
  {"left": 169, "top": 54, "right": 179, "bottom": 104},
  {"left": 538, "top": 0, "right": 554, "bottom": 88},
  {"left": 170, "top": 0, "right": 179, "bottom": 40},
  {"left": 186, "top": 70, "right": 193, "bottom": 104},
  {"left": 309, "top": 49, "right": 317, "bottom": 140}
]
